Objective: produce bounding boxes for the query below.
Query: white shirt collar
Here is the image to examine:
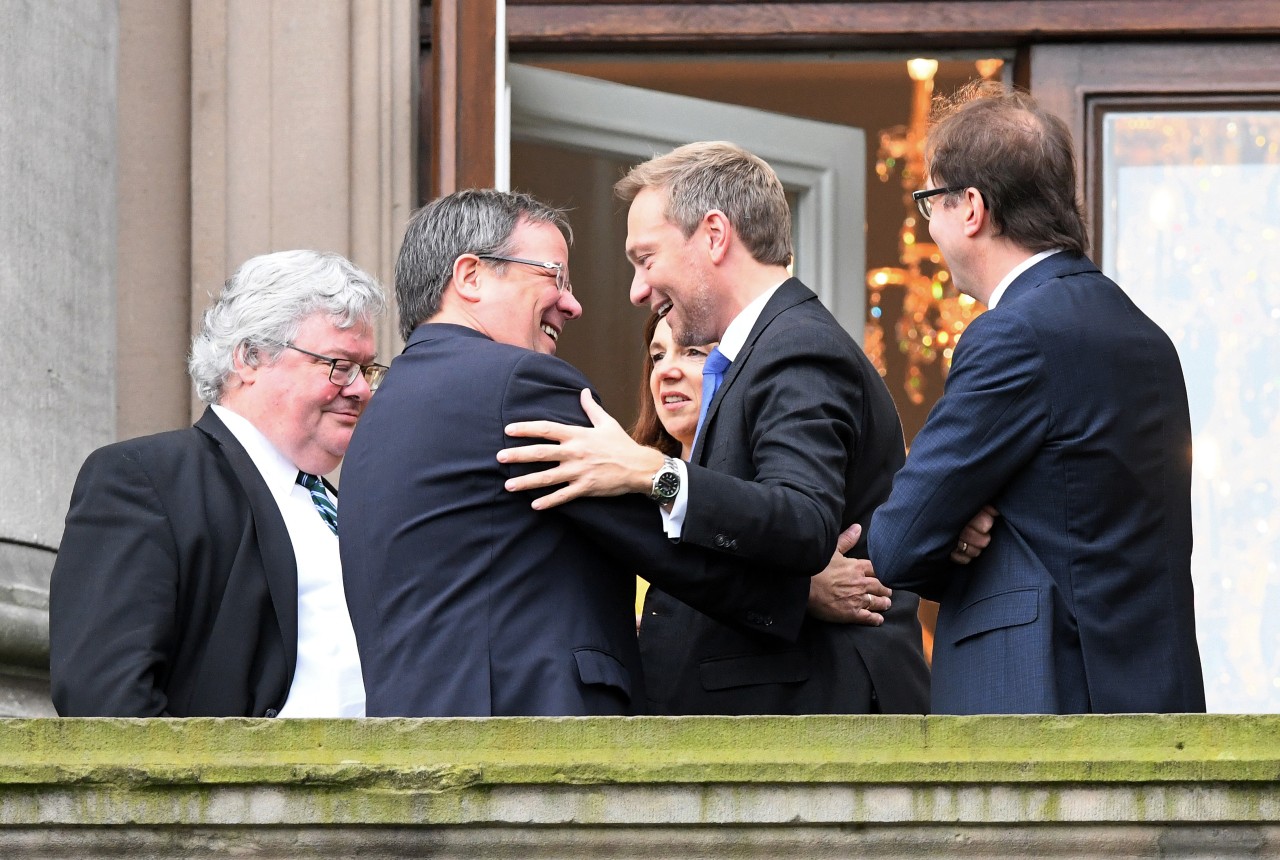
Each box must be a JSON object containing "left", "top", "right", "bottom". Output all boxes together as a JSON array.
[
  {"left": 211, "top": 404, "right": 362, "bottom": 717},
  {"left": 715, "top": 280, "right": 786, "bottom": 361},
  {"left": 210, "top": 404, "right": 309, "bottom": 498},
  {"left": 986, "top": 249, "right": 1062, "bottom": 309}
]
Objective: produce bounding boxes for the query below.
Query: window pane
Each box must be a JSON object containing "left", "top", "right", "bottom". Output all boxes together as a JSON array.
[{"left": 1102, "top": 109, "right": 1280, "bottom": 712}]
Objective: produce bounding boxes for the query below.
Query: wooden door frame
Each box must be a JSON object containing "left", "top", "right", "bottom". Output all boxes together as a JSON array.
[
  {"left": 424, "top": 1, "right": 1280, "bottom": 198},
  {"left": 1029, "top": 41, "right": 1280, "bottom": 254},
  {"left": 426, "top": 0, "right": 499, "bottom": 198}
]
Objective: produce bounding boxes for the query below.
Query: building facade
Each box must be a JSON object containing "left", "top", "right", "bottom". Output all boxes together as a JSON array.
[{"left": 3, "top": 0, "right": 1279, "bottom": 713}]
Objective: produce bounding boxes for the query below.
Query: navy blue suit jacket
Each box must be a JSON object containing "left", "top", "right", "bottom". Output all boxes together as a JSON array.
[
  {"left": 340, "top": 324, "right": 810, "bottom": 717},
  {"left": 870, "top": 252, "right": 1205, "bottom": 714},
  {"left": 640, "top": 279, "right": 930, "bottom": 715}
]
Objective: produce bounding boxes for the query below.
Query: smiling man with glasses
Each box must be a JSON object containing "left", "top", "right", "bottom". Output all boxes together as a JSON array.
[
  {"left": 282, "top": 342, "right": 389, "bottom": 391},
  {"left": 340, "top": 188, "right": 823, "bottom": 718},
  {"left": 50, "top": 250, "right": 387, "bottom": 719}
]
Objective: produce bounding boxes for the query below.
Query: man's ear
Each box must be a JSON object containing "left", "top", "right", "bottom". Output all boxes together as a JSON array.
[
  {"left": 701, "top": 209, "right": 732, "bottom": 264},
  {"left": 451, "top": 254, "right": 484, "bottom": 304},
  {"left": 230, "top": 342, "right": 260, "bottom": 385},
  {"left": 962, "top": 188, "right": 987, "bottom": 238}
]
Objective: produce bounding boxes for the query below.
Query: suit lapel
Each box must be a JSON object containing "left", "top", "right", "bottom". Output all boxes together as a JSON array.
[
  {"left": 194, "top": 407, "right": 299, "bottom": 672},
  {"left": 691, "top": 279, "right": 817, "bottom": 464}
]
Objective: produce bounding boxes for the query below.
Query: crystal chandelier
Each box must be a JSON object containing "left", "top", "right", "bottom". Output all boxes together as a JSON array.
[{"left": 864, "top": 59, "right": 1000, "bottom": 405}]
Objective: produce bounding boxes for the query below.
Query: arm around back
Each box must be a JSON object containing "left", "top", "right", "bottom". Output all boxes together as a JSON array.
[{"left": 501, "top": 352, "right": 811, "bottom": 643}]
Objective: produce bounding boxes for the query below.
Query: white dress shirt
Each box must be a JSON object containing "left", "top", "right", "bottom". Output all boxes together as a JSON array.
[
  {"left": 211, "top": 404, "right": 365, "bottom": 717},
  {"left": 661, "top": 281, "right": 786, "bottom": 538},
  {"left": 987, "top": 249, "right": 1062, "bottom": 309}
]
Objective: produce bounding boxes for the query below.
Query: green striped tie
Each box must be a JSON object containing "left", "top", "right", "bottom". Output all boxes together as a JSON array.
[{"left": 296, "top": 472, "right": 338, "bottom": 536}]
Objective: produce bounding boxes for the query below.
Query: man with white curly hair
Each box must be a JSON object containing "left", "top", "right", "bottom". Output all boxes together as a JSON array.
[{"left": 50, "top": 250, "right": 387, "bottom": 717}]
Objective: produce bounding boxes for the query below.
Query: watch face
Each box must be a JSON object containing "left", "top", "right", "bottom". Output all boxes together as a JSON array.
[{"left": 654, "top": 470, "right": 680, "bottom": 500}]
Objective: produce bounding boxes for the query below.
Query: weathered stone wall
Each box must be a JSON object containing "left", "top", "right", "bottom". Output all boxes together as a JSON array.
[
  {"left": 0, "top": 1, "right": 117, "bottom": 715},
  {"left": 0, "top": 715, "right": 1276, "bottom": 858}
]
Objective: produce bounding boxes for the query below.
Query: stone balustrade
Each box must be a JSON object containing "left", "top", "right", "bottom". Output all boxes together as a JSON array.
[{"left": 1, "top": 714, "right": 1276, "bottom": 858}]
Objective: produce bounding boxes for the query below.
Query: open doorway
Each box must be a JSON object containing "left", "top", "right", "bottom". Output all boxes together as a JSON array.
[
  {"left": 509, "top": 53, "right": 1011, "bottom": 442},
  {"left": 508, "top": 63, "right": 866, "bottom": 430}
]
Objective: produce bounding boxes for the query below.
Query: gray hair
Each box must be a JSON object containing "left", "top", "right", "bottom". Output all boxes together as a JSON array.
[
  {"left": 188, "top": 250, "right": 387, "bottom": 404},
  {"left": 395, "top": 188, "right": 572, "bottom": 341}
]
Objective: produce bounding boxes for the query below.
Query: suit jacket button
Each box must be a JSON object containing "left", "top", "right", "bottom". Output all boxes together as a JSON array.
[
  {"left": 727, "top": 539, "right": 739, "bottom": 551},
  {"left": 715, "top": 534, "right": 729, "bottom": 547},
  {"left": 264, "top": 708, "right": 279, "bottom": 718}
]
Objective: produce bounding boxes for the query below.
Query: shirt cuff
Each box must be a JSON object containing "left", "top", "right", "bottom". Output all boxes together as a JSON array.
[{"left": 659, "top": 458, "right": 690, "bottom": 539}]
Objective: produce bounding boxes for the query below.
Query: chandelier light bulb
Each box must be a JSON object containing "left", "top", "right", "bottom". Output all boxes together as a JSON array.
[{"left": 906, "top": 58, "right": 938, "bottom": 82}]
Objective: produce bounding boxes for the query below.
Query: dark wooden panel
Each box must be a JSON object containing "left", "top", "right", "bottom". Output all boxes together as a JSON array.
[
  {"left": 501, "top": 1, "right": 1280, "bottom": 50},
  {"left": 430, "top": 0, "right": 497, "bottom": 196}
]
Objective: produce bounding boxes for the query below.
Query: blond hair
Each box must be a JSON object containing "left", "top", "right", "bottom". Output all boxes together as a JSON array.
[{"left": 615, "top": 141, "right": 792, "bottom": 266}]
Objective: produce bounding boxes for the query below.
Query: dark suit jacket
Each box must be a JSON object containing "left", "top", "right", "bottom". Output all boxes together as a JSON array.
[
  {"left": 339, "top": 323, "right": 811, "bottom": 717},
  {"left": 639, "top": 279, "right": 931, "bottom": 715},
  {"left": 49, "top": 408, "right": 298, "bottom": 717},
  {"left": 870, "top": 253, "right": 1206, "bottom": 715}
]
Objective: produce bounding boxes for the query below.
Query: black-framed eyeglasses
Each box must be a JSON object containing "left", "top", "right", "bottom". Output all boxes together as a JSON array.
[
  {"left": 284, "top": 343, "right": 389, "bottom": 392},
  {"left": 912, "top": 186, "right": 968, "bottom": 220},
  {"left": 477, "top": 254, "right": 572, "bottom": 294}
]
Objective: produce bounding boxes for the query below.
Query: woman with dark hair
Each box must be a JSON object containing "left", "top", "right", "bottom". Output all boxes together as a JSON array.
[
  {"left": 628, "top": 310, "right": 715, "bottom": 624},
  {"left": 627, "top": 311, "right": 920, "bottom": 708},
  {"left": 630, "top": 311, "right": 714, "bottom": 460}
]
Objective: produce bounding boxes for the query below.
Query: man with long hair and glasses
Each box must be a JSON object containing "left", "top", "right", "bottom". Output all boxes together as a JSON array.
[
  {"left": 870, "top": 82, "right": 1205, "bottom": 715},
  {"left": 340, "top": 188, "right": 817, "bottom": 717}
]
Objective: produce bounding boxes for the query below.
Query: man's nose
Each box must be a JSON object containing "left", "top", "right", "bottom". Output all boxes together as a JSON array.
[
  {"left": 629, "top": 272, "right": 650, "bottom": 307},
  {"left": 559, "top": 289, "right": 583, "bottom": 320},
  {"left": 341, "top": 371, "right": 373, "bottom": 400}
]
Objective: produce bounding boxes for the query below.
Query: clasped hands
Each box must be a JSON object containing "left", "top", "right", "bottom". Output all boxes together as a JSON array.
[{"left": 809, "top": 506, "right": 999, "bottom": 626}]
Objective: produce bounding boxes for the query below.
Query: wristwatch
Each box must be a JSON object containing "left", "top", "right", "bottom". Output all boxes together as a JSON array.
[{"left": 648, "top": 456, "right": 682, "bottom": 504}]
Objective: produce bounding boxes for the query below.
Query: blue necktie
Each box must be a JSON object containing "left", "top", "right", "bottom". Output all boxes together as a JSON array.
[
  {"left": 692, "top": 346, "right": 731, "bottom": 452},
  {"left": 297, "top": 471, "right": 338, "bottom": 536}
]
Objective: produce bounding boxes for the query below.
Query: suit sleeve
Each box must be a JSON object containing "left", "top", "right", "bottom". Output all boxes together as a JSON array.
[
  {"left": 682, "top": 323, "right": 860, "bottom": 574},
  {"left": 501, "top": 353, "right": 811, "bottom": 643},
  {"left": 869, "top": 310, "right": 1049, "bottom": 600},
  {"left": 49, "top": 444, "right": 178, "bottom": 716}
]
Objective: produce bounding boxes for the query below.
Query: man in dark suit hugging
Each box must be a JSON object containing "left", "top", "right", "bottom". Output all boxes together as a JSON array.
[
  {"left": 498, "top": 142, "right": 931, "bottom": 716},
  {"left": 341, "top": 188, "right": 838, "bottom": 717}
]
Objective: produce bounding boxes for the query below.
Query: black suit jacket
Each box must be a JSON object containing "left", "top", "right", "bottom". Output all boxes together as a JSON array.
[
  {"left": 49, "top": 408, "right": 298, "bottom": 717},
  {"left": 639, "top": 279, "right": 931, "bottom": 715},
  {"left": 340, "top": 324, "right": 812, "bottom": 717}
]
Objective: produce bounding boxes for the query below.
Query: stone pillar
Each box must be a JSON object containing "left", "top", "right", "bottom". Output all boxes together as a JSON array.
[
  {"left": 117, "top": 0, "right": 193, "bottom": 441},
  {"left": 191, "top": 0, "right": 418, "bottom": 386},
  {"left": 0, "top": 0, "right": 416, "bottom": 716},
  {"left": 0, "top": 1, "right": 118, "bottom": 715}
]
